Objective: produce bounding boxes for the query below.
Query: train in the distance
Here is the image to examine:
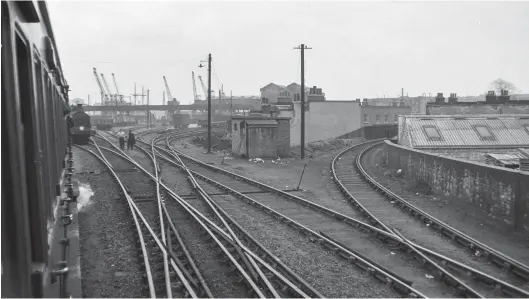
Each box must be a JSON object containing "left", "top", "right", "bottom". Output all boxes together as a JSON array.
[
  {"left": 69, "top": 102, "right": 95, "bottom": 144},
  {"left": 2, "top": 1, "right": 71, "bottom": 297}
]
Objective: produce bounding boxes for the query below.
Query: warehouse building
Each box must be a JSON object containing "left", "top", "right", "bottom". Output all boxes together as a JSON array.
[{"left": 397, "top": 114, "right": 529, "bottom": 167}]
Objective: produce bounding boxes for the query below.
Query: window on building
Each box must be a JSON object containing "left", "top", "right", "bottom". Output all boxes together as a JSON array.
[
  {"left": 240, "top": 122, "right": 245, "bottom": 129},
  {"left": 423, "top": 125, "right": 442, "bottom": 141},
  {"left": 474, "top": 125, "right": 495, "bottom": 140},
  {"left": 294, "top": 93, "right": 300, "bottom": 102},
  {"left": 394, "top": 115, "right": 398, "bottom": 122},
  {"left": 376, "top": 115, "right": 380, "bottom": 123},
  {"left": 384, "top": 115, "right": 388, "bottom": 123},
  {"left": 234, "top": 123, "right": 238, "bottom": 131},
  {"left": 363, "top": 114, "right": 368, "bottom": 123}
]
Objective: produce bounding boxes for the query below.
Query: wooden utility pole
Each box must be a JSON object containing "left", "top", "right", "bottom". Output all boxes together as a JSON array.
[
  {"left": 207, "top": 54, "right": 212, "bottom": 153},
  {"left": 294, "top": 44, "right": 311, "bottom": 159},
  {"left": 199, "top": 54, "right": 212, "bottom": 153},
  {"left": 147, "top": 89, "right": 150, "bottom": 129}
]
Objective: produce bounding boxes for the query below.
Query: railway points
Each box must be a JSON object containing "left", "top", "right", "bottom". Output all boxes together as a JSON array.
[{"left": 62, "top": 125, "right": 529, "bottom": 298}]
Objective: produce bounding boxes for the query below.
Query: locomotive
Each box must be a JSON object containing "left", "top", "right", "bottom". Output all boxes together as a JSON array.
[
  {"left": 69, "top": 102, "right": 95, "bottom": 144},
  {"left": 2, "top": 1, "right": 72, "bottom": 297}
]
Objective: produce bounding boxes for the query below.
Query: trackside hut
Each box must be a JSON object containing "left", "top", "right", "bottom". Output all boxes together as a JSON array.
[{"left": 231, "top": 116, "right": 291, "bottom": 159}]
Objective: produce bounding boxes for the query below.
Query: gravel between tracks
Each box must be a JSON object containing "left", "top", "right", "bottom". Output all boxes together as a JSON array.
[
  {"left": 174, "top": 136, "right": 370, "bottom": 221},
  {"left": 363, "top": 143, "right": 529, "bottom": 267},
  {"left": 73, "top": 147, "right": 145, "bottom": 298},
  {"left": 210, "top": 194, "right": 397, "bottom": 298}
]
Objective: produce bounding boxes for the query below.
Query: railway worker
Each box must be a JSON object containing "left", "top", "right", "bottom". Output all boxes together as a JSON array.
[
  {"left": 127, "top": 129, "right": 136, "bottom": 150},
  {"left": 117, "top": 129, "right": 126, "bottom": 149}
]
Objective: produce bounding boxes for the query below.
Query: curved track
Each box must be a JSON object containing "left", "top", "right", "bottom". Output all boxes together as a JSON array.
[
  {"left": 90, "top": 130, "right": 323, "bottom": 298},
  {"left": 332, "top": 140, "right": 529, "bottom": 298},
  {"left": 130, "top": 129, "right": 429, "bottom": 298}
]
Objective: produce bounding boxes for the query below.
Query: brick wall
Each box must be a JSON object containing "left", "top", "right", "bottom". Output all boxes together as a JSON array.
[
  {"left": 339, "top": 124, "right": 397, "bottom": 140},
  {"left": 427, "top": 103, "right": 529, "bottom": 115},
  {"left": 424, "top": 148, "right": 525, "bottom": 163},
  {"left": 231, "top": 120, "right": 246, "bottom": 155},
  {"left": 383, "top": 140, "right": 529, "bottom": 231},
  {"left": 248, "top": 127, "right": 277, "bottom": 159},
  {"left": 360, "top": 106, "right": 412, "bottom": 127}
]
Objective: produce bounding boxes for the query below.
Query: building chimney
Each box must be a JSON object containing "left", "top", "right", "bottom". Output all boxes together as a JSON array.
[
  {"left": 448, "top": 93, "right": 458, "bottom": 104},
  {"left": 485, "top": 90, "right": 496, "bottom": 103},
  {"left": 362, "top": 98, "right": 368, "bottom": 106},
  {"left": 498, "top": 89, "right": 510, "bottom": 103},
  {"left": 435, "top": 93, "right": 445, "bottom": 105},
  {"left": 356, "top": 98, "right": 360, "bottom": 103}
]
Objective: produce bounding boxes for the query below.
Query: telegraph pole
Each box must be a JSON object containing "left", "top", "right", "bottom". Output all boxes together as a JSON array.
[
  {"left": 147, "top": 89, "right": 150, "bottom": 129},
  {"left": 294, "top": 44, "right": 311, "bottom": 159},
  {"left": 207, "top": 54, "right": 212, "bottom": 153},
  {"left": 199, "top": 54, "right": 212, "bottom": 153}
]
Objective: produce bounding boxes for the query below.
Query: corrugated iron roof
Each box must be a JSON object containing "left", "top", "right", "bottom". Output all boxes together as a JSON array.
[
  {"left": 405, "top": 115, "right": 529, "bottom": 148},
  {"left": 246, "top": 119, "right": 278, "bottom": 126}
]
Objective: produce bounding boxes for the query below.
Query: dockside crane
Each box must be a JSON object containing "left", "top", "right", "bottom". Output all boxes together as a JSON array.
[
  {"left": 162, "top": 76, "right": 177, "bottom": 104},
  {"left": 192, "top": 71, "right": 201, "bottom": 103},
  {"left": 198, "top": 75, "right": 214, "bottom": 99},
  {"left": 93, "top": 67, "right": 109, "bottom": 103},
  {"left": 100, "top": 73, "right": 114, "bottom": 103},
  {"left": 112, "top": 73, "right": 124, "bottom": 103}
]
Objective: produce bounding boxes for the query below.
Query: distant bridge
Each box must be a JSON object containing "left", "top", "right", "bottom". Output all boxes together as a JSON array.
[{"left": 83, "top": 103, "right": 260, "bottom": 112}]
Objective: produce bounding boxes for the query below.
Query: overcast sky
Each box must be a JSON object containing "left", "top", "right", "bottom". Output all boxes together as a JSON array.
[{"left": 48, "top": 1, "right": 529, "bottom": 105}]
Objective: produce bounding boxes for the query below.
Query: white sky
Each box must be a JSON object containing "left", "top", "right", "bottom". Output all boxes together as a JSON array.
[{"left": 47, "top": 1, "right": 529, "bottom": 105}]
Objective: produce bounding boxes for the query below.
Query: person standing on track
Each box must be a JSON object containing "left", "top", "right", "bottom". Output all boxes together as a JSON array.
[
  {"left": 127, "top": 129, "right": 135, "bottom": 150},
  {"left": 117, "top": 129, "right": 126, "bottom": 149}
]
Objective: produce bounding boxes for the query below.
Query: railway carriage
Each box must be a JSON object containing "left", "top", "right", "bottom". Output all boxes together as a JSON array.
[
  {"left": 2, "top": 1, "right": 71, "bottom": 297},
  {"left": 172, "top": 113, "right": 191, "bottom": 129}
]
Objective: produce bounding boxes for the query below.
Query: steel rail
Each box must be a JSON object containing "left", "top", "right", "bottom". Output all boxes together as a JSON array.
[
  {"left": 97, "top": 137, "right": 320, "bottom": 298},
  {"left": 151, "top": 136, "right": 172, "bottom": 298},
  {"left": 150, "top": 144, "right": 322, "bottom": 298},
  {"left": 153, "top": 132, "right": 272, "bottom": 298},
  {"left": 96, "top": 141, "right": 214, "bottom": 298},
  {"left": 74, "top": 145, "right": 156, "bottom": 298},
  {"left": 161, "top": 141, "right": 300, "bottom": 298},
  {"left": 159, "top": 132, "right": 529, "bottom": 298},
  {"left": 82, "top": 141, "right": 198, "bottom": 298},
  {"left": 329, "top": 141, "right": 529, "bottom": 297},
  {"left": 94, "top": 135, "right": 267, "bottom": 298},
  {"left": 355, "top": 143, "right": 529, "bottom": 281},
  {"left": 144, "top": 142, "right": 425, "bottom": 298}
]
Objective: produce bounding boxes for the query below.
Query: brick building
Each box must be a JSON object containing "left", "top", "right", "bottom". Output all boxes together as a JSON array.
[
  {"left": 231, "top": 116, "right": 290, "bottom": 159},
  {"left": 397, "top": 114, "right": 529, "bottom": 166},
  {"left": 260, "top": 82, "right": 325, "bottom": 105},
  {"left": 426, "top": 92, "right": 529, "bottom": 115},
  {"left": 358, "top": 98, "right": 412, "bottom": 127}
]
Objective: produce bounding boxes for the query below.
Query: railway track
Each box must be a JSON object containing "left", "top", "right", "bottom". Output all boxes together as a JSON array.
[
  {"left": 127, "top": 130, "right": 427, "bottom": 297},
  {"left": 150, "top": 130, "right": 529, "bottom": 298},
  {"left": 100, "top": 126, "right": 528, "bottom": 298},
  {"left": 91, "top": 131, "right": 324, "bottom": 298},
  {"left": 332, "top": 140, "right": 529, "bottom": 298},
  {"left": 75, "top": 143, "right": 197, "bottom": 298}
]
